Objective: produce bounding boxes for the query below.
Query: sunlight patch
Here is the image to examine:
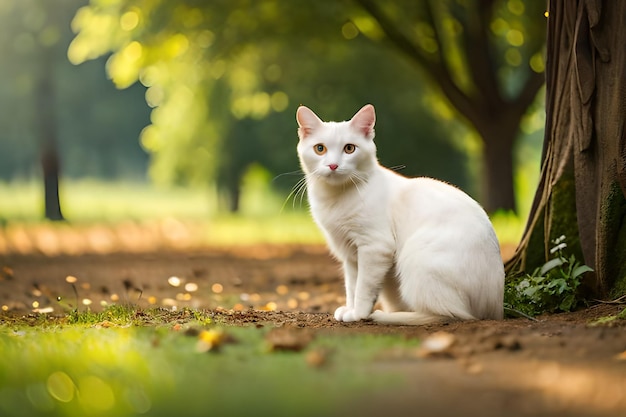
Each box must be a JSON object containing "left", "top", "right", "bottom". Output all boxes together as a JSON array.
[
  {"left": 46, "top": 372, "right": 75, "bottom": 403},
  {"left": 167, "top": 276, "right": 182, "bottom": 287}
]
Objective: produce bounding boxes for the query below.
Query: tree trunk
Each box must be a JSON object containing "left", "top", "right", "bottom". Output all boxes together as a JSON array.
[
  {"left": 506, "top": 0, "right": 626, "bottom": 298},
  {"left": 37, "top": 43, "right": 64, "bottom": 221},
  {"left": 228, "top": 184, "right": 241, "bottom": 213},
  {"left": 477, "top": 120, "right": 519, "bottom": 213},
  {"left": 33, "top": 0, "right": 66, "bottom": 221},
  {"left": 41, "top": 147, "right": 64, "bottom": 221},
  {"left": 481, "top": 145, "right": 515, "bottom": 212}
]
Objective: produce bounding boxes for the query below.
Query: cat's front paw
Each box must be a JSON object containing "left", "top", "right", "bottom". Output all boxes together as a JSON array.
[
  {"left": 334, "top": 306, "right": 351, "bottom": 321},
  {"left": 334, "top": 306, "right": 367, "bottom": 322}
]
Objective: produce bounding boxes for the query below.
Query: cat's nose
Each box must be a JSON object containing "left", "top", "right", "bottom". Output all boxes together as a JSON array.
[{"left": 328, "top": 164, "right": 339, "bottom": 171}]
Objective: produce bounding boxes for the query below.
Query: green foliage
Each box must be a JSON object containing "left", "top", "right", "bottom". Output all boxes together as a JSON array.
[
  {"left": 1, "top": 0, "right": 549, "bottom": 216},
  {"left": 358, "top": 0, "right": 546, "bottom": 100},
  {"left": 505, "top": 235, "right": 593, "bottom": 316},
  {"left": 69, "top": 0, "right": 549, "bottom": 208}
]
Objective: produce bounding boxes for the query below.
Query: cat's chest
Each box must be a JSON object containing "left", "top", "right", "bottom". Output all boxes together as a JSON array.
[
  {"left": 309, "top": 188, "right": 389, "bottom": 246},
  {"left": 312, "top": 201, "right": 363, "bottom": 233}
]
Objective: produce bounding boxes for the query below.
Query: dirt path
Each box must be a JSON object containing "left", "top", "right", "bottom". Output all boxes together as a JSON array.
[{"left": 2, "top": 245, "right": 626, "bottom": 416}]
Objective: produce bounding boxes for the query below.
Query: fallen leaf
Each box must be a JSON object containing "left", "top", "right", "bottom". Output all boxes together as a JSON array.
[
  {"left": 266, "top": 328, "right": 313, "bottom": 352},
  {"left": 196, "top": 329, "right": 226, "bottom": 353},
  {"left": 464, "top": 360, "right": 484, "bottom": 375},
  {"left": 195, "top": 329, "right": 236, "bottom": 353},
  {"left": 494, "top": 335, "right": 522, "bottom": 351},
  {"left": 306, "top": 348, "right": 331, "bottom": 368},
  {"left": 1, "top": 266, "right": 13, "bottom": 280},
  {"left": 416, "top": 331, "right": 456, "bottom": 358}
]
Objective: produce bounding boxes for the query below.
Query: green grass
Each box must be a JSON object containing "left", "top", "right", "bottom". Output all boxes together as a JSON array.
[
  {"left": 490, "top": 210, "right": 526, "bottom": 246},
  {"left": 0, "top": 180, "right": 219, "bottom": 223},
  {"left": 0, "top": 179, "right": 325, "bottom": 248},
  {"left": 202, "top": 213, "right": 324, "bottom": 245},
  {"left": 0, "top": 179, "right": 525, "bottom": 247},
  {"left": 589, "top": 306, "right": 626, "bottom": 326},
  {"left": 0, "top": 307, "right": 416, "bottom": 417}
]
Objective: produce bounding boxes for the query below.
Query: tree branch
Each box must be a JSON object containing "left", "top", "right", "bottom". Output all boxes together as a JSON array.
[
  {"left": 354, "top": 0, "right": 480, "bottom": 124},
  {"left": 459, "top": 0, "right": 503, "bottom": 109}
]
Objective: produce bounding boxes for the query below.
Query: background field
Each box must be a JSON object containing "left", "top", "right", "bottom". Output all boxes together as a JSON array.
[{"left": 0, "top": 178, "right": 525, "bottom": 255}]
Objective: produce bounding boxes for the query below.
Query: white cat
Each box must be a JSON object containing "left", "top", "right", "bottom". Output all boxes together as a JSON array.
[{"left": 296, "top": 104, "right": 504, "bottom": 325}]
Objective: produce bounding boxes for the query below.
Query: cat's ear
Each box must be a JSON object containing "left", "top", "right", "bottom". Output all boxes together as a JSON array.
[
  {"left": 350, "top": 104, "right": 376, "bottom": 140},
  {"left": 296, "top": 106, "right": 323, "bottom": 140}
]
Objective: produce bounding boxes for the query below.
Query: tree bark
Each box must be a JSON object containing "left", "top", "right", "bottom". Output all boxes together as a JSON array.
[{"left": 506, "top": 0, "right": 626, "bottom": 298}]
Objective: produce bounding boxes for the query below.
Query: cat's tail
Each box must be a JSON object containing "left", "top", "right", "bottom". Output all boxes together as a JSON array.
[{"left": 369, "top": 310, "right": 453, "bottom": 326}]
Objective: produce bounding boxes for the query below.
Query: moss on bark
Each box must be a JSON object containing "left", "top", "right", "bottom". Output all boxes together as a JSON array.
[
  {"left": 548, "top": 173, "right": 583, "bottom": 261},
  {"left": 603, "top": 181, "right": 626, "bottom": 298},
  {"left": 515, "top": 172, "right": 583, "bottom": 276}
]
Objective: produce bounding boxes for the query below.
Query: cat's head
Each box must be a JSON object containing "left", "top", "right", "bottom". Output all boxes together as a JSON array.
[{"left": 296, "top": 104, "right": 377, "bottom": 186}]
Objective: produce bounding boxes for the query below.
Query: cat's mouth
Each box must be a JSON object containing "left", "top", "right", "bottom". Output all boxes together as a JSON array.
[
  {"left": 315, "top": 168, "right": 355, "bottom": 186},
  {"left": 322, "top": 169, "right": 344, "bottom": 178}
]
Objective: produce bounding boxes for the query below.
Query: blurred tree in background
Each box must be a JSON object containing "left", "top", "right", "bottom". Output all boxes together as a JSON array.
[
  {"left": 0, "top": 0, "right": 78, "bottom": 220},
  {"left": 0, "top": 0, "right": 547, "bottom": 217},
  {"left": 0, "top": 0, "right": 150, "bottom": 219},
  {"left": 67, "top": 1, "right": 468, "bottom": 213},
  {"left": 356, "top": 0, "right": 546, "bottom": 212},
  {"left": 68, "top": 0, "right": 546, "bottom": 213}
]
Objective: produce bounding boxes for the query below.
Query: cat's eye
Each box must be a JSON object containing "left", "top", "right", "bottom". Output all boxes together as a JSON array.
[
  {"left": 313, "top": 144, "right": 327, "bottom": 155},
  {"left": 344, "top": 144, "right": 356, "bottom": 154}
]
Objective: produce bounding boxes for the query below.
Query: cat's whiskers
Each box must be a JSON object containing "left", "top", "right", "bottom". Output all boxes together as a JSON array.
[
  {"left": 350, "top": 171, "right": 368, "bottom": 185},
  {"left": 308, "top": 167, "right": 328, "bottom": 185},
  {"left": 272, "top": 169, "right": 305, "bottom": 182},
  {"left": 296, "top": 177, "right": 308, "bottom": 208},
  {"left": 280, "top": 175, "right": 308, "bottom": 212},
  {"left": 349, "top": 172, "right": 367, "bottom": 202},
  {"left": 275, "top": 169, "right": 309, "bottom": 212}
]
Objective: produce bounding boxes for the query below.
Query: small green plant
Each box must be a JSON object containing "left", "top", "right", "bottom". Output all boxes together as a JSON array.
[
  {"left": 505, "top": 235, "right": 593, "bottom": 317},
  {"left": 63, "top": 305, "right": 215, "bottom": 328},
  {"left": 589, "top": 305, "right": 626, "bottom": 326},
  {"left": 66, "top": 304, "right": 138, "bottom": 326}
]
